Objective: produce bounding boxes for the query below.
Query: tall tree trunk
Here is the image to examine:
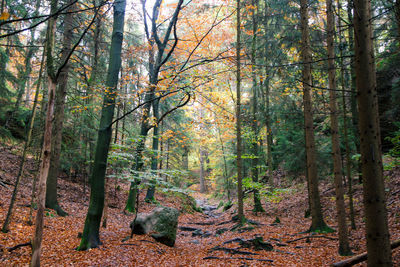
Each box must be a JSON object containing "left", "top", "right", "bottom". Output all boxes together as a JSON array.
[
  {"left": 326, "top": 0, "right": 352, "bottom": 255},
  {"left": 337, "top": 0, "right": 356, "bottom": 230},
  {"left": 77, "top": 0, "right": 126, "bottom": 250},
  {"left": 45, "top": 0, "right": 75, "bottom": 217},
  {"left": 347, "top": 0, "right": 362, "bottom": 184},
  {"left": 250, "top": 0, "right": 263, "bottom": 213},
  {"left": 300, "top": 0, "right": 329, "bottom": 232},
  {"left": 236, "top": 0, "right": 244, "bottom": 223},
  {"left": 353, "top": 0, "right": 392, "bottom": 265},
  {"left": 30, "top": 0, "right": 59, "bottom": 264}
]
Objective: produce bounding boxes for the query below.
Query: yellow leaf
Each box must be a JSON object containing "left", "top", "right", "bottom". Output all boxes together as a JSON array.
[{"left": 0, "top": 12, "right": 10, "bottom": 21}]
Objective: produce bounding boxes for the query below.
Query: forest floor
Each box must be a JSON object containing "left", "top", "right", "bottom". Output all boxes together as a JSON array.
[{"left": 0, "top": 144, "right": 399, "bottom": 266}]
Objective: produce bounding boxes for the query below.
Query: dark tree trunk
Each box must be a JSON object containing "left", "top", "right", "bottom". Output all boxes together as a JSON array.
[{"left": 77, "top": 0, "right": 126, "bottom": 250}]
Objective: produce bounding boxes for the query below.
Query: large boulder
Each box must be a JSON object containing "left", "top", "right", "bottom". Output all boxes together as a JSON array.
[{"left": 130, "top": 206, "right": 179, "bottom": 247}]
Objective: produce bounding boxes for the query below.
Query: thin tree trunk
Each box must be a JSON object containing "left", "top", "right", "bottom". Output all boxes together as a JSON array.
[
  {"left": 125, "top": 94, "right": 151, "bottom": 212},
  {"left": 2, "top": 45, "right": 46, "bottom": 233},
  {"left": 236, "top": 0, "right": 244, "bottom": 223},
  {"left": 353, "top": 0, "right": 392, "bottom": 265},
  {"left": 77, "top": 0, "right": 126, "bottom": 250},
  {"left": 347, "top": 0, "right": 362, "bottom": 184},
  {"left": 250, "top": 0, "right": 263, "bottom": 213},
  {"left": 337, "top": 0, "right": 356, "bottom": 230},
  {"left": 199, "top": 147, "right": 207, "bottom": 193},
  {"left": 217, "top": 127, "right": 230, "bottom": 201},
  {"left": 300, "top": 0, "right": 329, "bottom": 232},
  {"left": 326, "top": 0, "right": 352, "bottom": 255},
  {"left": 5, "top": 0, "right": 41, "bottom": 126}
]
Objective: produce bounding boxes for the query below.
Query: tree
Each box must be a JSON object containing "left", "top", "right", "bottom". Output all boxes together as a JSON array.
[
  {"left": 249, "top": 0, "right": 264, "bottom": 213},
  {"left": 77, "top": 0, "right": 126, "bottom": 250},
  {"left": 353, "top": 0, "right": 393, "bottom": 265},
  {"left": 45, "top": 0, "right": 75, "bottom": 217},
  {"left": 236, "top": 0, "right": 244, "bottom": 223},
  {"left": 125, "top": 0, "right": 185, "bottom": 211},
  {"left": 30, "top": 0, "right": 59, "bottom": 265},
  {"left": 326, "top": 0, "right": 352, "bottom": 255},
  {"left": 299, "top": 0, "right": 330, "bottom": 232}
]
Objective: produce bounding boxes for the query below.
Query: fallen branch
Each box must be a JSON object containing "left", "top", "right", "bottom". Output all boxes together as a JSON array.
[
  {"left": 287, "top": 235, "right": 338, "bottom": 243},
  {"left": 120, "top": 243, "right": 139, "bottom": 246},
  {"left": 7, "top": 242, "right": 32, "bottom": 252},
  {"left": 204, "top": 256, "right": 273, "bottom": 263},
  {"left": 179, "top": 226, "right": 200, "bottom": 232},
  {"left": 216, "top": 220, "right": 231, "bottom": 226},
  {"left": 190, "top": 221, "right": 217, "bottom": 225},
  {"left": 209, "top": 245, "right": 258, "bottom": 255},
  {"left": 331, "top": 239, "right": 400, "bottom": 267}
]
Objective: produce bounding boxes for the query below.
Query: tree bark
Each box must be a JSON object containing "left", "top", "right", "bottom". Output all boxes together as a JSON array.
[
  {"left": 145, "top": 98, "right": 160, "bottom": 201},
  {"left": 347, "top": 0, "right": 362, "bottom": 184},
  {"left": 199, "top": 147, "right": 207, "bottom": 193},
  {"left": 250, "top": 0, "right": 263, "bottom": 213},
  {"left": 353, "top": 0, "right": 392, "bottom": 265},
  {"left": 326, "top": 0, "right": 352, "bottom": 255},
  {"left": 30, "top": 0, "right": 59, "bottom": 264},
  {"left": 300, "top": 0, "right": 329, "bottom": 232},
  {"left": 77, "top": 0, "right": 126, "bottom": 250},
  {"left": 337, "top": 0, "right": 356, "bottom": 230},
  {"left": 45, "top": 0, "right": 75, "bottom": 217},
  {"left": 236, "top": 0, "right": 244, "bottom": 223}
]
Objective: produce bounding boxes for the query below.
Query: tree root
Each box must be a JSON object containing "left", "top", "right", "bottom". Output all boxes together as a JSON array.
[
  {"left": 287, "top": 235, "right": 338, "bottom": 244},
  {"left": 204, "top": 256, "right": 273, "bottom": 263},
  {"left": 331, "top": 239, "right": 400, "bottom": 267},
  {"left": 209, "top": 245, "right": 258, "bottom": 255}
]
